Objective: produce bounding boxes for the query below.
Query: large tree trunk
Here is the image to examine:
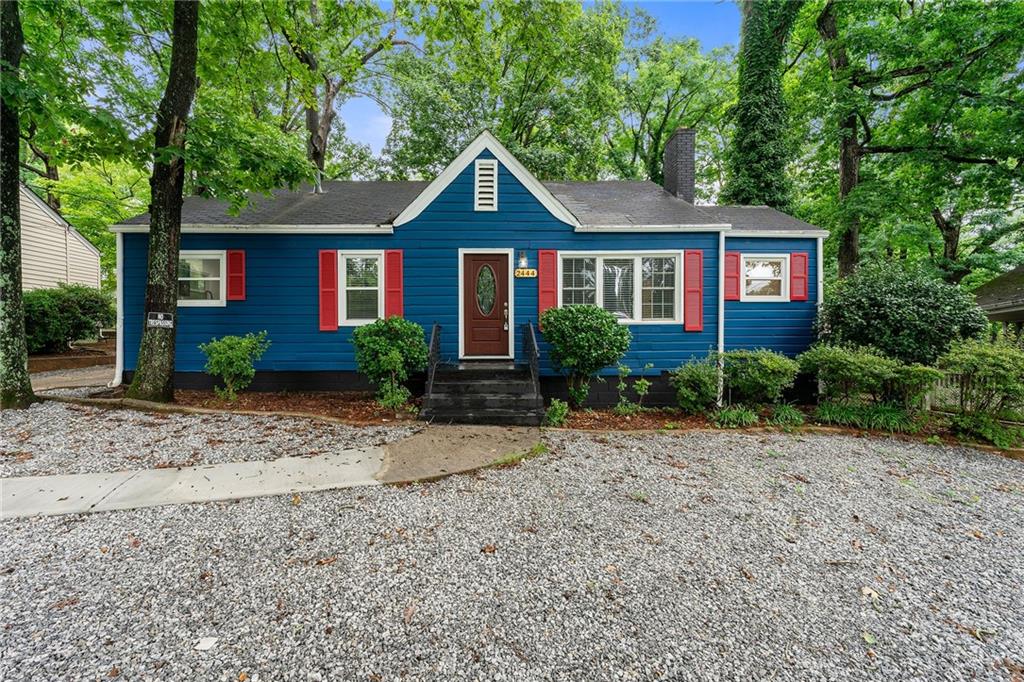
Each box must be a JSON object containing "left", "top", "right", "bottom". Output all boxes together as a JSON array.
[
  {"left": 817, "top": 0, "right": 861, "bottom": 277},
  {"left": 0, "top": 0, "right": 37, "bottom": 409},
  {"left": 125, "top": 0, "right": 199, "bottom": 403},
  {"left": 931, "top": 208, "right": 970, "bottom": 283}
]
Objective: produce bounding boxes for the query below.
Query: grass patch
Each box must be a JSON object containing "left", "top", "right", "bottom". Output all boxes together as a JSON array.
[
  {"left": 814, "top": 402, "right": 923, "bottom": 434},
  {"left": 713, "top": 406, "right": 759, "bottom": 429},
  {"left": 489, "top": 442, "right": 549, "bottom": 468}
]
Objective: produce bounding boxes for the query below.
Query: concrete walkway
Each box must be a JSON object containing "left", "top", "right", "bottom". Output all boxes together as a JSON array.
[
  {"left": 31, "top": 365, "right": 113, "bottom": 391},
  {"left": 1, "top": 447, "right": 383, "bottom": 519}
]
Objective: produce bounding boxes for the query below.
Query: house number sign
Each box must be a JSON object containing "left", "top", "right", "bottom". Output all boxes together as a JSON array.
[
  {"left": 147, "top": 312, "right": 174, "bottom": 329},
  {"left": 514, "top": 268, "right": 537, "bottom": 278}
]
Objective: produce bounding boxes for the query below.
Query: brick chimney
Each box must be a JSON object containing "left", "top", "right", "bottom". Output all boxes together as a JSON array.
[{"left": 663, "top": 128, "right": 695, "bottom": 204}]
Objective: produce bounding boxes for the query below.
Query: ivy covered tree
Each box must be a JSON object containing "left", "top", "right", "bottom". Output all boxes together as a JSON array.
[
  {"left": 0, "top": 0, "right": 37, "bottom": 409},
  {"left": 721, "top": 0, "right": 804, "bottom": 210}
]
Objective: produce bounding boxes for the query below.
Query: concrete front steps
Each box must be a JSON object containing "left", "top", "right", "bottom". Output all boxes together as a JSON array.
[{"left": 421, "top": 363, "right": 545, "bottom": 426}]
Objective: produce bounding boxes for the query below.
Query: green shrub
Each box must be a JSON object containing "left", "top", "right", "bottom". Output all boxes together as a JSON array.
[
  {"left": 614, "top": 362, "right": 654, "bottom": 416},
  {"left": 798, "top": 345, "right": 897, "bottom": 403},
  {"left": 23, "top": 283, "right": 115, "bottom": 354},
  {"left": 544, "top": 398, "right": 570, "bottom": 427},
  {"left": 950, "top": 413, "right": 1023, "bottom": 449},
  {"left": 670, "top": 356, "right": 719, "bottom": 414},
  {"left": 540, "top": 305, "right": 631, "bottom": 407},
  {"left": 713, "top": 405, "right": 759, "bottom": 428},
  {"left": 198, "top": 331, "right": 271, "bottom": 401},
  {"left": 937, "top": 339, "right": 1024, "bottom": 414},
  {"left": 817, "top": 262, "right": 986, "bottom": 365},
  {"left": 721, "top": 349, "right": 798, "bottom": 405},
  {"left": 814, "top": 401, "right": 920, "bottom": 433},
  {"left": 769, "top": 404, "right": 805, "bottom": 427},
  {"left": 798, "top": 345, "right": 941, "bottom": 408},
  {"left": 351, "top": 317, "right": 428, "bottom": 408}
]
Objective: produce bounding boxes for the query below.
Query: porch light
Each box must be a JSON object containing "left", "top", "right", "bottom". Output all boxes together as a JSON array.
[{"left": 518, "top": 251, "right": 529, "bottom": 269}]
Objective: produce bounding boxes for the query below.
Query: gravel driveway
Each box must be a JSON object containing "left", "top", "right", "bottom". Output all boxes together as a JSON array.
[
  {"left": 2, "top": 431, "right": 1023, "bottom": 680},
  {"left": 0, "top": 401, "right": 417, "bottom": 477}
]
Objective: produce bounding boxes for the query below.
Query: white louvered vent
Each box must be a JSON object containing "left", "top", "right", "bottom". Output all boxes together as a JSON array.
[{"left": 474, "top": 159, "right": 498, "bottom": 211}]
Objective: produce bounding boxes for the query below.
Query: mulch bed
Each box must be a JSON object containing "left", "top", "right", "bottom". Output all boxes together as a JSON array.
[
  {"left": 563, "top": 408, "right": 709, "bottom": 431},
  {"left": 172, "top": 390, "right": 418, "bottom": 424}
]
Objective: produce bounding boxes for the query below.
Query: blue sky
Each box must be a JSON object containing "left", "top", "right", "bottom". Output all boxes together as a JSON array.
[{"left": 340, "top": 0, "right": 741, "bottom": 155}]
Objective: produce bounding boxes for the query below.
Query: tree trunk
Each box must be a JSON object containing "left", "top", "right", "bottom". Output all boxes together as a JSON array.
[
  {"left": 931, "top": 208, "right": 969, "bottom": 283},
  {"left": 817, "top": 0, "right": 861, "bottom": 277},
  {"left": 0, "top": 0, "right": 37, "bottom": 409},
  {"left": 304, "top": 82, "right": 338, "bottom": 193},
  {"left": 125, "top": 0, "right": 199, "bottom": 403}
]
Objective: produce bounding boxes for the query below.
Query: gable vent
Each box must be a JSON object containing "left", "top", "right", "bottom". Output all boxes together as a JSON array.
[{"left": 474, "top": 159, "right": 498, "bottom": 211}]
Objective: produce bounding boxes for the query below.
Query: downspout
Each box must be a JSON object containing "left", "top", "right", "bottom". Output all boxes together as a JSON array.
[
  {"left": 717, "top": 229, "right": 726, "bottom": 406},
  {"left": 108, "top": 231, "right": 124, "bottom": 388},
  {"left": 816, "top": 236, "right": 824, "bottom": 306}
]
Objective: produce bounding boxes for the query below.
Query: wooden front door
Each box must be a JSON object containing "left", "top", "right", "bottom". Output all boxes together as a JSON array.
[{"left": 463, "top": 252, "right": 510, "bottom": 357}]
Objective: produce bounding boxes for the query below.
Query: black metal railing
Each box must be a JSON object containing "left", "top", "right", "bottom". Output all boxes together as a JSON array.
[
  {"left": 523, "top": 321, "right": 540, "bottom": 395},
  {"left": 426, "top": 323, "right": 441, "bottom": 396}
]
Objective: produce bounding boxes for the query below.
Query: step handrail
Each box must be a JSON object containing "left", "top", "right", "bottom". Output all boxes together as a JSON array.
[
  {"left": 523, "top": 321, "right": 541, "bottom": 396},
  {"left": 426, "top": 322, "right": 441, "bottom": 397}
]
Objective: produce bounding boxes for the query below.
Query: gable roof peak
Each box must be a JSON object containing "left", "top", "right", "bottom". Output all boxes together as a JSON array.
[{"left": 392, "top": 130, "right": 580, "bottom": 227}]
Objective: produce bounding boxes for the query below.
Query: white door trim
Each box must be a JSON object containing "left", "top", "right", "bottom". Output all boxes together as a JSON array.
[{"left": 458, "top": 248, "right": 515, "bottom": 360}]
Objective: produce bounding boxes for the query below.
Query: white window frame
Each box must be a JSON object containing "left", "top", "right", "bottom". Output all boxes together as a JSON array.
[
  {"left": 474, "top": 159, "right": 498, "bottom": 212},
  {"left": 557, "top": 251, "right": 683, "bottom": 324},
  {"left": 338, "top": 250, "right": 385, "bottom": 326},
  {"left": 177, "top": 250, "right": 226, "bottom": 307},
  {"left": 739, "top": 253, "right": 790, "bottom": 303}
]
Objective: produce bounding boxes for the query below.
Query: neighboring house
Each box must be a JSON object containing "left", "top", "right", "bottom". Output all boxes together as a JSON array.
[
  {"left": 974, "top": 264, "right": 1024, "bottom": 331},
  {"left": 20, "top": 183, "right": 101, "bottom": 291},
  {"left": 111, "top": 129, "right": 826, "bottom": 419}
]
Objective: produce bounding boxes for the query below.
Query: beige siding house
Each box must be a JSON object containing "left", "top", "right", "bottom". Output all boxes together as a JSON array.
[{"left": 20, "top": 184, "right": 101, "bottom": 290}]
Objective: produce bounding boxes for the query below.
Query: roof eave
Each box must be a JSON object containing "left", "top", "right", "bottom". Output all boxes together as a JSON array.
[
  {"left": 109, "top": 223, "right": 394, "bottom": 234},
  {"left": 575, "top": 224, "right": 731, "bottom": 232}
]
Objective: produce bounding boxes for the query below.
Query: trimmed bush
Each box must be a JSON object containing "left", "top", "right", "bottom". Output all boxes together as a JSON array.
[
  {"left": 351, "top": 317, "right": 429, "bottom": 408},
  {"left": 199, "top": 331, "right": 271, "bottom": 401},
  {"left": 540, "top": 305, "right": 632, "bottom": 407},
  {"left": 817, "top": 262, "right": 986, "bottom": 365},
  {"left": 721, "top": 349, "right": 798, "bottom": 405},
  {"left": 798, "top": 344, "right": 941, "bottom": 409},
  {"left": 670, "top": 356, "right": 719, "bottom": 414},
  {"left": 937, "top": 339, "right": 1024, "bottom": 415},
  {"left": 23, "top": 283, "right": 115, "bottom": 354}
]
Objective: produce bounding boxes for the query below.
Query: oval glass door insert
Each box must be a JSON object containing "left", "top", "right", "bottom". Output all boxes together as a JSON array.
[{"left": 476, "top": 264, "right": 496, "bottom": 315}]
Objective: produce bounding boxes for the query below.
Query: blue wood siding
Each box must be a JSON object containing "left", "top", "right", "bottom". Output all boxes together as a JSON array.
[
  {"left": 723, "top": 237, "right": 819, "bottom": 356},
  {"left": 123, "top": 151, "right": 723, "bottom": 376}
]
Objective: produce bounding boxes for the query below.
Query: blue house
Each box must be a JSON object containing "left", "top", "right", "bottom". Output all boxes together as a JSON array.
[{"left": 112, "top": 129, "right": 826, "bottom": 423}]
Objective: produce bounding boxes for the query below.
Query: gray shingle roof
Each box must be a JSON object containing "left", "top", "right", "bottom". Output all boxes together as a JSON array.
[
  {"left": 122, "top": 181, "right": 429, "bottom": 226},
  {"left": 542, "top": 181, "right": 723, "bottom": 226},
  {"left": 120, "top": 179, "right": 825, "bottom": 234},
  {"left": 974, "top": 265, "right": 1024, "bottom": 310}
]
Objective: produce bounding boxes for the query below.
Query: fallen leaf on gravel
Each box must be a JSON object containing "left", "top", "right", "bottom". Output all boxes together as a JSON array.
[
  {"left": 51, "top": 598, "right": 79, "bottom": 609},
  {"left": 238, "top": 673, "right": 249, "bottom": 681},
  {"left": 291, "top": 494, "right": 302, "bottom": 506},
  {"left": 99, "top": 546, "right": 109, "bottom": 554},
  {"left": 862, "top": 586, "right": 882, "bottom": 611},
  {"left": 107, "top": 666, "right": 120, "bottom": 677},
  {"left": 481, "top": 544, "right": 497, "bottom": 554},
  {"left": 740, "top": 567, "right": 756, "bottom": 582},
  {"left": 315, "top": 556, "right": 336, "bottom": 566},
  {"left": 862, "top": 631, "right": 877, "bottom": 645},
  {"left": 128, "top": 536, "right": 141, "bottom": 548},
  {"left": 403, "top": 603, "right": 417, "bottom": 624},
  {"left": 851, "top": 538, "right": 863, "bottom": 551},
  {"left": 971, "top": 530, "right": 985, "bottom": 540}
]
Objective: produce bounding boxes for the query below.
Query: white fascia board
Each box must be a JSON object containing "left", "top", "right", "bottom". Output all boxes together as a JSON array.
[
  {"left": 575, "top": 224, "right": 731, "bottom": 233},
  {"left": 392, "top": 130, "right": 580, "bottom": 228},
  {"left": 727, "top": 229, "right": 830, "bottom": 238},
  {"left": 110, "top": 224, "right": 394, "bottom": 234}
]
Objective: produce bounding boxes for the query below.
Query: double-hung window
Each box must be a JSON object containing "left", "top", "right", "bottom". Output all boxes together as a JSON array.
[
  {"left": 339, "top": 251, "right": 384, "bottom": 325},
  {"left": 740, "top": 254, "right": 789, "bottom": 302},
  {"left": 177, "top": 251, "right": 226, "bottom": 307},
  {"left": 559, "top": 253, "right": 680, "bottom": 323}
]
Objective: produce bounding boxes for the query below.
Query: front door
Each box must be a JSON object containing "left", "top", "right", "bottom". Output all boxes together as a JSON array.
[{"left": 463, "top": 252, "right": 510, "bottom": 357}]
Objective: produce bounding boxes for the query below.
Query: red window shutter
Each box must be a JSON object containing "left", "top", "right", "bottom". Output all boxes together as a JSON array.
[
  {"left": 384, "top": 249, "right": 404, "bottom": 318},
  {"left": 724, "top": 251, "right": 741, "bottom": 301},
  {"left": 318, "top": 250, "right": 338, "bottom": 331},
  {"left": 790, "top": 252, "right": 809, "bottom": 301},
  {"left": 684, "top": 250, "right": 703, "bottom": 332},
  {"left": 537, "top": 249, "right": 558, "bottom": 324},
  {"left": 226, "top": 250, "right": 245, "bottom": 301}
]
